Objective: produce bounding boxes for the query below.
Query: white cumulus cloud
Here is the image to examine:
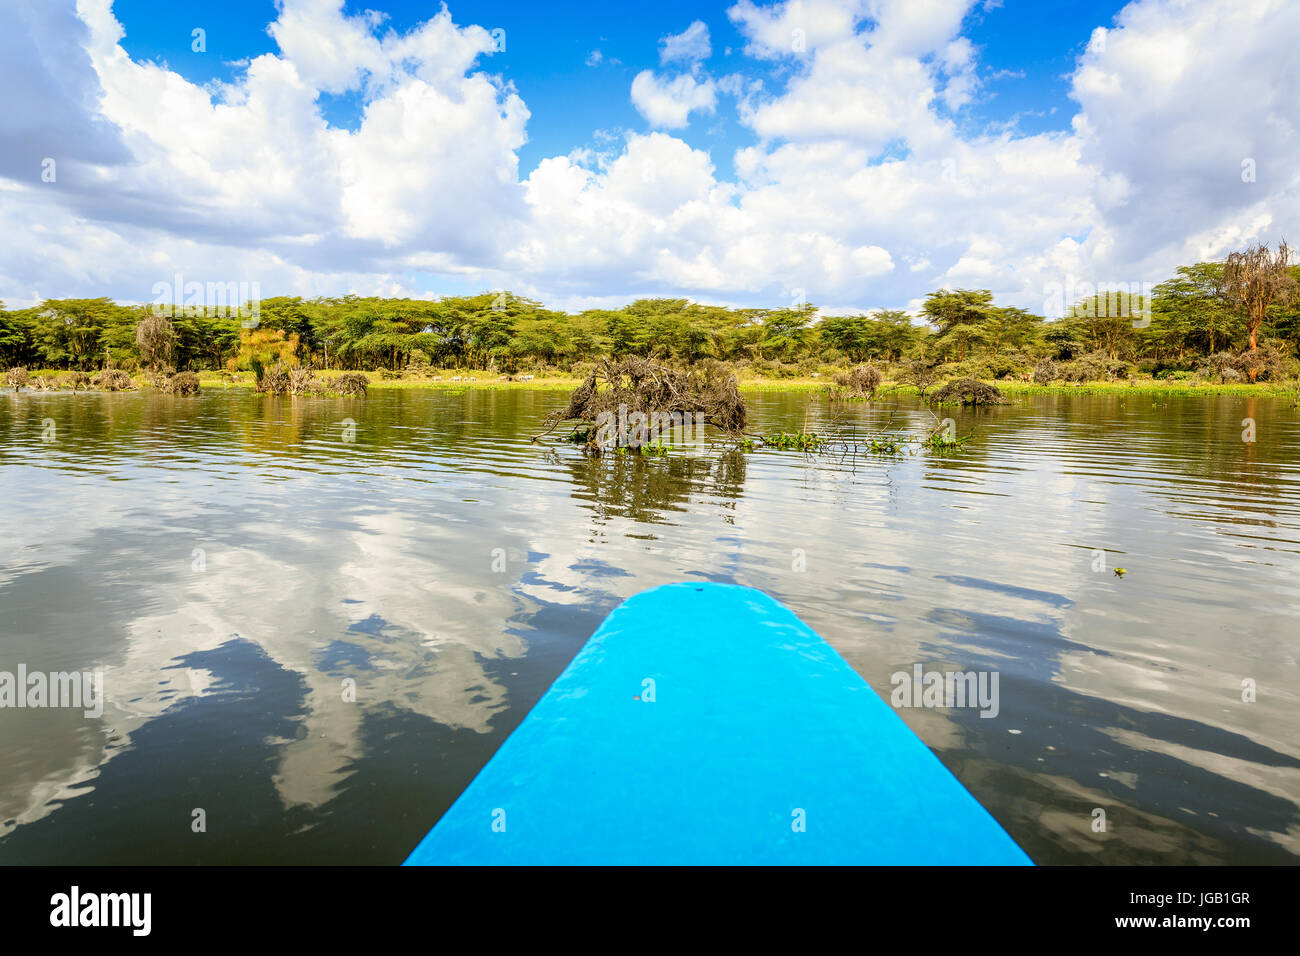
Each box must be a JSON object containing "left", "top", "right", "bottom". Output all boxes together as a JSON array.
[
  {"left": 0, "top": 0, "right": 1294, "bottom": 318},
  {"left": 630, "top": 70, "right": 718, "bottom": 129},
  {"left": 660, "top": 20, "right": 713, "bottom": 64}
]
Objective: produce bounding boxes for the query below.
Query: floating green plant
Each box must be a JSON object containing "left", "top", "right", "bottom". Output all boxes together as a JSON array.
[{"left": 761, "top": 432, "right": 827, "bottom": 451}]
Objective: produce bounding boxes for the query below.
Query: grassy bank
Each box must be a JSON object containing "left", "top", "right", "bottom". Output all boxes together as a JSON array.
[
  {"left": 198, "top": 370, "right": 584, "bottom": 391},
  {"left": 13, "top": 368, "right": 1300, "bottom": 399}
]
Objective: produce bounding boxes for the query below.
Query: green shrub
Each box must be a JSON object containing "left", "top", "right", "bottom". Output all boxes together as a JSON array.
[
  {"left": 1060, "top": 351, "right": 1130, "bottom": 382},
  {"left": 1033, "top": 358, "right": 1059, "bottom": 384},
  {"left": 106, "top": 352, "right": 139, "bottom": 373},
  {"left": 985, "top": 352, "right": 1032, "bottom": 379},
  {"left": 937, "top": 360, "right": 994, "bottom": 380}
]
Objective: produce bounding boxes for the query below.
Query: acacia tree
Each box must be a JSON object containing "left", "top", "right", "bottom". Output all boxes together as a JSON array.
[
  {"left": 1069, "top": 293, "right": 1138, "bottom": 360},
  {"left": 758, "top": 303, "right": 817, "bottom": 362},
  {"left": 1223, "top": 240, "right": 1295, "bottom": 352},
  {"left": 922, "top": 289, "right": 994, "bottom": 361},
  {"left": 32, "top": 298, "right": 128, "bottom": 369},
  {"left": 1150, "top": 262, "right": 1238, "bottom": 358},
  {"left": 0, "top": 302, "right": 29, "bottom": 366},
  {"left": 819, "top": 315, "right": 874, "bottom": 362}
]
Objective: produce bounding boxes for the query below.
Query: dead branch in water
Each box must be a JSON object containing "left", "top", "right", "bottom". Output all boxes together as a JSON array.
[
  {"left": 531, "top": 357, "right": 747, "bottom": 447},
  {"left": 929, "top": 377, "right": 1007, "bottom": 405}
]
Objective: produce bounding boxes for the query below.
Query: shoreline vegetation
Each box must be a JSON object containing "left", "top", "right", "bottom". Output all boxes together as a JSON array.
[
  {"left": 6, "top": 366, "right": 1300, "bottom": 398},
  {"left": 4, "top": 243, "right": 1298, "bottom": 400}
]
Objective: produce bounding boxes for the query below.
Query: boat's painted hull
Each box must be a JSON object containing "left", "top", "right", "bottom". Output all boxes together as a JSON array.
[{"left": 405, "top": 582, "right": 1032, "bottom": 865}]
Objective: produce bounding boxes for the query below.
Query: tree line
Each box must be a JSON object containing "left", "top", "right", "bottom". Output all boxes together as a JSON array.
[{"left": 2, "top": 249, "right": 1296, "bottom": 382}]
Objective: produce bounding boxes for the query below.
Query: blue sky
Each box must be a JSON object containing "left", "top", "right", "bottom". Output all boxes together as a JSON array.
[
  {"left": 111, "top": 0, "right": 1128, "bottom": 179},
  {"left": 2, "top": 0, "right": 1291, "bottom": 314}
]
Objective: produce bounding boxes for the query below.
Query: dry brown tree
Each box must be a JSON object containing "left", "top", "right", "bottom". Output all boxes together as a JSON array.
[
  {"left": 537, "top": 356, "right": 746, "bottom": 450},
  {"left": 333, "top": 372, "right": 370, "bottom": 396},
  {"left": 161, "top": 371, "right": 201, "bottom": 395},
  {"left": 831, "top": 364, "right": 882, "bottom": 399},
  {"left": 259, "top": 362, "right": 292, "bottom": 394},
  {"left": 288, "top": 367, "right": 318, "bottom": 395},
  {"left": 1223, "top": 240, "right": 1296, "bottom": 357},
  {"left": 92, "top": 369, "right": 134, "bottom": 390},
  {"left": 930, "top": 377, "right": 1007, "bottom": 405},
  {"left": 135, "top": 314, "right": 177, "bottom": 371}
]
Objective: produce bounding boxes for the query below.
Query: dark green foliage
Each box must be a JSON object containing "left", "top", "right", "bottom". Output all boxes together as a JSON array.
[
  {"left": 922, "top": 428, "right": 972, "bottom": 452},
  {"left": 762, "top": 432, "right": 826, "bottom": 451}
]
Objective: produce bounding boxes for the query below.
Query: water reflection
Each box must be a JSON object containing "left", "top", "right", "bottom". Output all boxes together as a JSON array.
[{"left": 0, "top": 387, "right": 1297, "bottom": 863}]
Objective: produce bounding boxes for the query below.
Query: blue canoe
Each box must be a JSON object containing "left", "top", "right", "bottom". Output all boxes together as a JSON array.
[{"left": 405, "top": 582, "right": 1031, "bottom": 865}]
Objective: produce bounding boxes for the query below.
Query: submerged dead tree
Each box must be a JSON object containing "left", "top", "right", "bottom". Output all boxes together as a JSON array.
[
  {"left": 830, "top": 363, "right": 882, "bottom": 400},
  {"left": 536, "top": 357, "right": 746, "bottom": 451},
  {"left": 930, "top": 377, "right": 1007, "bottom": 405}
]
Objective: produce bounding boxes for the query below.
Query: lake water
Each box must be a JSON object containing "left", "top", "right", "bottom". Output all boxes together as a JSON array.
[{"left": 1, "top": 386, "right": 1297, "bottom": 864}]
